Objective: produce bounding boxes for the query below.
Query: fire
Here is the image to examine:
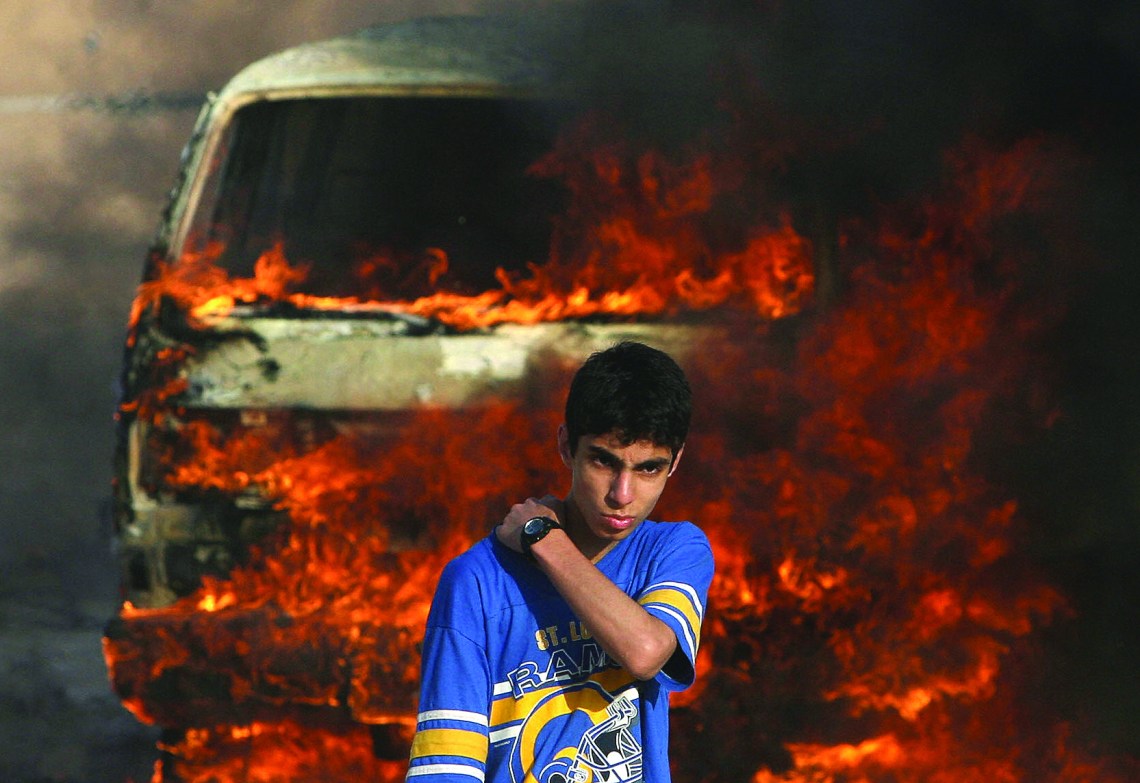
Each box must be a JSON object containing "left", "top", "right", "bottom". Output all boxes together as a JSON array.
[
  {"left": 751, "top": 735, "right": 905, "bottom": 783},
  {"left": 665, "top": 137, "right": 1134, "bottom": 783},
  {"left": 130, "top": 242, "right": 308, "bottom": 330},
  {"left": 106, "top": 402, "right": 565, "bottom": 778},
  {"left": 152, "top": 720, "right": 407, "bottom": 783},
  {"left": 106, "top": 120, "right": 1139, "bottom": 783},
  {"left": 128, "top": 116, "right": 813, "bottom": 334},
  {"left": 133, "top": 209, "right": 809, "bottom": 330}
]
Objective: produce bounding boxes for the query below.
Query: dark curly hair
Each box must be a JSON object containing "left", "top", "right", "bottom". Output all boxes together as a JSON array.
[{"left": 564, "top": 341, "right": 691, "bottom": 458}]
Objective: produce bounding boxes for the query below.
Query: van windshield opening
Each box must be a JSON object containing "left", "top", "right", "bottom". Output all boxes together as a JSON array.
[{"left": 183, "top": 96, "right": 573, "bottom": 300}]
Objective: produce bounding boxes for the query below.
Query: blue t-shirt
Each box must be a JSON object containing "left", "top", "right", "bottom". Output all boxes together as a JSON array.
[{"left": 405, "top": 519, "right": 713, "bottom": 783}]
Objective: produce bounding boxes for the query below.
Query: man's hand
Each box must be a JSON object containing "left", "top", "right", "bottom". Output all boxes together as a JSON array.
[{"left": 496, "top": 495, "right": 565, "bottom": 552}]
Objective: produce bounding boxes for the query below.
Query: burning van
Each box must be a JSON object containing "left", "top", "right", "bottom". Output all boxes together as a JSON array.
[{"left": 102, "top": 12, "right": 817, "bottom": 781}]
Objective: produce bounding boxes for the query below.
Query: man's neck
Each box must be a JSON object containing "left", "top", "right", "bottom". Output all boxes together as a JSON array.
[{"left": 562, "top": 497, "right": 620, "bottom": 564}]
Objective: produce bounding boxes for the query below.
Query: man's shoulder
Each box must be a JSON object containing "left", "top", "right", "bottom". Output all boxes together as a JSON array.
[
  {"left": 428, "top": 536, "right": 504, "bottom": 625},
  {"left": 441, "top": 534, "right": 500, "bottom": 581},
  {"left": 429, "top": 534, "right": 539, "bottom": 628}
]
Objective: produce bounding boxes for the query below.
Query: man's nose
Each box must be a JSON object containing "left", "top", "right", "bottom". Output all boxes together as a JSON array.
[{"left": 608, "top": 470, "right": 634, "bottom": 507}]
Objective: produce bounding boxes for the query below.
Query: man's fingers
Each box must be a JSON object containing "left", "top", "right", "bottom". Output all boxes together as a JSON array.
[{"left": 537, "top": 495, "right": 565, "bottom": 522}]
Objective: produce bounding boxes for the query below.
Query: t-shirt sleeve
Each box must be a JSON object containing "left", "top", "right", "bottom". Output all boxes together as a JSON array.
[
  {"left": 406, "top": 559, "right": 492, "bottom": 781},
  {"left": 635, "top": 522, "right": 714, "bottom": 691}
]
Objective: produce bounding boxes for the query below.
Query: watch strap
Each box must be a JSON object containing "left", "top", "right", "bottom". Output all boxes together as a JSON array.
[{"left": 520, "top": 515, "right": 560, "bottom": 561}]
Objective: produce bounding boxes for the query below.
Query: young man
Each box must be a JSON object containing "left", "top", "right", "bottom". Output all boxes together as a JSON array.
[{"left": 406, "top": 341, "right": 714, "bottom": 783}]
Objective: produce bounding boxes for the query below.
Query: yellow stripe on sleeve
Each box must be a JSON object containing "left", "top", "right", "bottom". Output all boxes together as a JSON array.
[
  {"left": 639, "top": 587, "right": 702, "bottom": 634},
  {"left": 409, "top": 728, "right": 489, "bottom": 762}
]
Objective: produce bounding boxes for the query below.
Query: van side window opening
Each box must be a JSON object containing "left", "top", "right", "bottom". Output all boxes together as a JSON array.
[{"left": 184, "top": 97, "right": 572, "bottom": 300}]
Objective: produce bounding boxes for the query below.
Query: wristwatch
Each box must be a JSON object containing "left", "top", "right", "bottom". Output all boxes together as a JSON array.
[{"left": 520, "top": 515, "right": 561, "bottom": 561}]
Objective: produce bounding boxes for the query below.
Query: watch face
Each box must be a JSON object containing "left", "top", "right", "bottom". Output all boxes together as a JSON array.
[{"left": 524, "top": 516, "right": 547, "bottom": 535}]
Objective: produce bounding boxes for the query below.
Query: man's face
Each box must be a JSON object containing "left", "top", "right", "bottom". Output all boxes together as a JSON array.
[{"left": 558, "top": 425, "right": 683, "bottom": 559}]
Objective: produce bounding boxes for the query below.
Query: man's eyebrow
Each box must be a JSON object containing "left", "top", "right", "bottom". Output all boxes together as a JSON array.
[
  {"left": 586, "top": 444, "right": 671, "bottom": 471},
  {"left": 586, "top": 445, "right": 622, "bottom": 466},
  {"left": 633, "top": 456, "right": 672, "bottom": 471}
]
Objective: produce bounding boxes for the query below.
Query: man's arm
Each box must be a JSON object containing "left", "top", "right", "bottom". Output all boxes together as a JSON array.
[
  {"left": 406, "top": 560, "right": 491, "bottom": 782},
  {"left": 497, "top": 498, "right": 678, "bottom": 681}
]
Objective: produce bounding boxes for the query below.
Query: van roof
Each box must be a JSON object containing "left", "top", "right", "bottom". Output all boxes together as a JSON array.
[
  {"left": 214, "top": 8, "right": 725, "bottom": 104},
  {"left": 216, "top": 14, "right": 573, "bottom": 101}
]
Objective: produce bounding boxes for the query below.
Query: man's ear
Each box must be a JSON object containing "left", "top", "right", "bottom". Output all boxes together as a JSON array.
[
  {"left": 667, "top": 444, "right": 685, "bottom": 477},
  {"left": 557, "top": 424, "right": 573, "bottom": 469}
]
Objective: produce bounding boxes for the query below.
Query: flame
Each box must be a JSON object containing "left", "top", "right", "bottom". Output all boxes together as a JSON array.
[
  {"left": 127, "top": 116, "right": 813, "bottom": 334},
  {"left": 105, "top": 124, "right": 1140, "bottom": 783},
  {"left": 131, "top": 216, "right": 810, "bottom": 331},
  {"left": 665, "top": 137, "right": 1134, "bottom": 783},
  {"left": 150, "top": 720, "right": 407, "bottom": 783},
  {"left": 752, "top": 735, "right": 905, "bottom": 783}
]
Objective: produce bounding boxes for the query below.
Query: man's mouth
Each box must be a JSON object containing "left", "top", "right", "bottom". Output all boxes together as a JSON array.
[{"left": 600, "top": 514, "right": 636, "bottom": 532}]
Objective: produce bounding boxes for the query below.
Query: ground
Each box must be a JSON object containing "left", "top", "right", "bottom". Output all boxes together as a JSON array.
[{"left": 0, "top": 552, "right": 158, "bottom": 783}]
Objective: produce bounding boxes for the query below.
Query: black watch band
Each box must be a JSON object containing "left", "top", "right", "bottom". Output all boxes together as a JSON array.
[{"left": 520, "top": 515, "right": 561, "bottom": 561}]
